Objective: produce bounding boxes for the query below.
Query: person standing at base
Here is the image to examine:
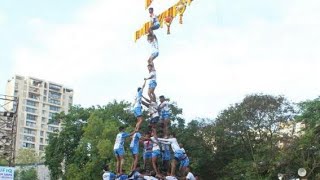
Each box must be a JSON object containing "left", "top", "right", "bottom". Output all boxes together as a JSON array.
[
  {"left": 114, "top": 126, "right": 136, "bottom": 175},
  {"left": 159, "top": 95, "right": 171, "bottom": 138},
  {"left": 142, "top": 132, "right": 153, "bottom": 170},
  {"left": 157, "top": 133, "right": 190, "bottom": 176},
  {"left": 133, "top": 80, "right": 146, "bottom": 131},
  {"left": 145, "top": 64, "right": 157, "bottom": 103},
  {"left": 150, "top": 129, "right": 161, "bottom": 176},
  {"left": 103, "top": 165, "right": 116, "bottom": 180},
  {"left": 130, "top": 130, "right": 142, "bottom": 171}
]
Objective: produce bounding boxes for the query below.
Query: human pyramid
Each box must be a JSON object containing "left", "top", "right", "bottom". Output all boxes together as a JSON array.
[{"left": 103, "top": 7, "right": 196, "bottom": 180}]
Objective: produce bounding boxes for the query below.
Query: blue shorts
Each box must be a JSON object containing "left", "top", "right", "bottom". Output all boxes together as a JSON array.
[
  {"left": 149, "top": 116, "right": 159, "bottom": 124},
  {"left": 174, "top": 150, "right": 187, "bottom": 161},
  {"left": 149, "top": 80, "right": 157, "bottom": 89},
  {"left": 150, "top": 23, "right": 160, "bottom": 31},
  {"left": 130, "top": 146, "right": 139, "bottom": 155},
  {"left": 161, "top": 111, "right": 170, "bottom": 120},
  {"left": 143, "top": 151, "right": 152, "bottom": 160},
  {"left": 151, "top": 52, "right": 159, "bottom": 59},
  {"left": 114, "top": 148, "right": 125, "bottom": 156},
  {"left": 179, "top": 157, "right": 189, "bottom": 168},
  {"left": 152, "top": 149, "right": 161, "bottom": 158},
  {"left": 134, "top": 106, "right": 142, "bottom": 117},
  {"left": 162, "top": 150, "right": 171, "bottom": 161}
]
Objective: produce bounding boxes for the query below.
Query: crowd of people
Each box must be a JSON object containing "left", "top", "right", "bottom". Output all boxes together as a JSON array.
[{"left": 103, "top": 8, "right": 198, "bottom": 180}]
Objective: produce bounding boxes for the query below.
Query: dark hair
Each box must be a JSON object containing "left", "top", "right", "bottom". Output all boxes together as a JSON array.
[
  {"left": 159, "top": 95, "right": 165, "bottom": 99},
  {"left": 150, "top": 171, "right": 156, "bottom": 177},
  {"left": 137, "top": 87, "right": 142, "bottom": 92},
  {"left": 103, "top": 164, "right": 109, "bottom": 171},
  {"left": 119, "top": 126, "right": 125, "bottom": 131},
  {"left": 148, "top": 7, "right": 154, "bottom": 11},
  {"left": 147, "top": 64, "right": 153, "bottom": 67}
]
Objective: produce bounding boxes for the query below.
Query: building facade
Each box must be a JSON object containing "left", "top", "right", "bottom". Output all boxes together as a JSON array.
[{"left": 5, "top": 75, "right": 73, "bottom": 156}]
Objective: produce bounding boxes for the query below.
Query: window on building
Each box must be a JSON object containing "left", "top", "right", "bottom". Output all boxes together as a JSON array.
[
  {"left": 40, "top": 138, "right": 44, "bottom": 143},
  {"left": 22, "top": 142, "right": 35, "bottom": 148},
  {"left": 26, "top": 100, "right": 37, "bottom": 107},
  {"left": 23, "top": 128, "right": 36, "bottom": 135},
  {"left": 48, "top": 112, "right": 57, "bottom": 119},
  {"left": 26, "top": 107, "right": 36, "bottom": 113},
  {"left": 49, "top": 105, "right": 60, "bottom": 112},
  {"left": 48, "top": 98, "right": 60, "bottom": 105},
  {"left": 39, "top": 145, "right": 45, "bottom": 151},
  {"left": 40, "top": 131, "right": 44, "bottom": 136},
  {"left": 48, "top": 126, "right": 59, "bottom": 132},
  {"left": 26, "top": 114, "right": 37, "bottom": 121},
  {"left": 26, "top": 121, "right": 36, "bottom": 128},
  {"left": 42, "top": 117, "right": 46, "bottom": 123},
  {"left": 23, "top": 135, "right": 35, "bottom": 142},
  {"left": 28, "top": 92, "right": 39, "bottom": 100}
]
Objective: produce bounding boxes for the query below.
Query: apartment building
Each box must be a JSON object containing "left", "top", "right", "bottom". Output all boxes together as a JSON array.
[{"left": 5, "top": 75, "right": 73, "bottom": 155}]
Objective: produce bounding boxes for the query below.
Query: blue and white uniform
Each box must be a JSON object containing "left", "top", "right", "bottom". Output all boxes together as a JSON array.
[
  {"left": 130, "top": 132, "right": 142, "bottom": 155},
  {"left": 161, "top": 143, "right": 171, "bottom": 161},
  {"left": 150, "top": 38, "right": 159, "bottom": 59},
  {"left": 103, "top": 171, "right": 116, "bottom": 180},
  {"left": 133, "top": 89, "right": 143, "bottom": 117},
  {"left": 113, "top": 132, "right": 130, "bottom": 156},
  {"left": 150, "top": 13, "right": 160, "bottom": 30},
  {"left": 149, "top": 102, "right": 159, "bottom": 124},
  {"left": 157, "top": 137, "right": 189, "bottom": 167},
  {"left": 117, "top": 174, "right": 128, "bottom": 180},
  {"left": 151, "top": 137, "right": 161, "bottom": 158},
  {"left": 148, "top": 70, "right": 157, "bottom": 89},
  {"left": 143, "top": 140, "right": 153, "bottom": 160},
  {"left": 159, "top": 100, "right": 170, "bottom": 120}
]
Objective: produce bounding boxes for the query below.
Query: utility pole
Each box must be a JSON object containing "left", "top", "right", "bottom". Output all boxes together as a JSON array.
[{"left": 0, "top": 94, "right": 18, "bottom": 167}]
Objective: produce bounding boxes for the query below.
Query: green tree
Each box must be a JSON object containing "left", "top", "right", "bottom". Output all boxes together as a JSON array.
[
  {"left": 211, "top": 94, "right": 296, "bottom": 179},
  {"left": 14, "top": 168, "right": 38, "bottom": 180},
  {"left": 15, "top": 149, "right": 40, "bottom": 165}
]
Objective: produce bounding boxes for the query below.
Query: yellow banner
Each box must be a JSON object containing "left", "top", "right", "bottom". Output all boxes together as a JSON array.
[{"left": 135, "top": 0, "right": 193, "bottom": 41}]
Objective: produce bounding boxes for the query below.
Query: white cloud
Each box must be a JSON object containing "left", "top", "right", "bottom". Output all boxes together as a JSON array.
[{"left": 12, "top": 0, "right": 320, "bottom": 120}]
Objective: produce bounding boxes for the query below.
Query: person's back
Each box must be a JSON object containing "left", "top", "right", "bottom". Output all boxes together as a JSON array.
[
  {"left": 118, "top": 173, "right": 128, "bottom": 180},
  {"left": 102, "top": 165, "right": 116, "bottom": 180}
]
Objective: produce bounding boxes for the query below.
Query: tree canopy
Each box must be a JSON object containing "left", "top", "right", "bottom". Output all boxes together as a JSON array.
[{"left": 44, "top": 95, "right": 320, "bottom": 180}]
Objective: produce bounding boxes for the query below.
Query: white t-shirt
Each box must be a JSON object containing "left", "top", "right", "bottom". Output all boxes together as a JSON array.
[
  {"left": 157, "top": 138, "right": 181, "bottom": 153},
  {"left": 150, "top": 137, "right": 160, "bottom": 151},
  {"left": 149, "top": 70, "right": 156, "bottom": 82},
  {"left": 186, "top": 172, "right": 196, "bottom": 180},
  {"left": 159, "top": 101, "right": 170, "bottom": 112},
  {"left": 150, "top": 38, "right": 159, "bottom": 54},
  {"left": 165, "top": 176, "right": 178, "bottom": 180},
  {"left": 133, "top": 89, "right": 143, "bottom": 108},
  {"left": 113, "top": 132, "right": 130, "bottom": 149},
  {"left": 143, "top": 176, "right": 158, "bottom": 180},
  {"left": 103, "top": 172, "right": 116, "bottom": 180},
  {"left": 150, "top": 13, "right": 160, "bottom": 26},
  {"left": 148, "top": 102, "right": 158, "bottom": 116}
]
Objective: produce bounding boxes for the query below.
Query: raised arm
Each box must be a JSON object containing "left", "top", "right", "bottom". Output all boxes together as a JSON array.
[
  {"left": 157, "top": 137, "right": 175, "bottom": 143},
  {"left": 141, "top": 80, "right": 146, "bottom": 90}
]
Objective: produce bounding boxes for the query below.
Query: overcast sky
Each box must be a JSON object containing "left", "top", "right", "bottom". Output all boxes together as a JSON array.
[{"left": 1, "top": 0, "right": 320, "bottom": 121}]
